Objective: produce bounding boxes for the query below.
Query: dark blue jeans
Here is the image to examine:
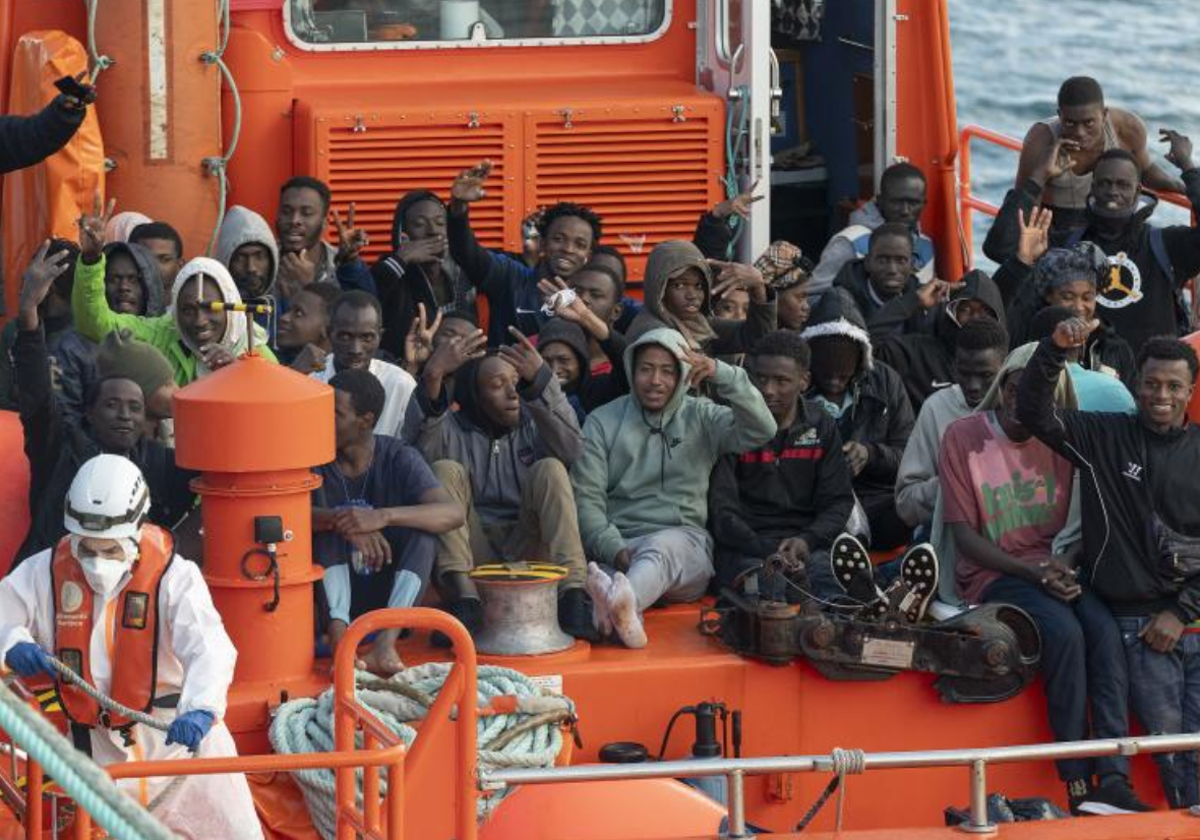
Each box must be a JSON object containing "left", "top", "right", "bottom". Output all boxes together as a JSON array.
[
  {"left": 1117, "top": 616, "right": 1200, "bottom": 808},
  {"left": 982, "top": 576, "right": 1129, "bottom": 783}
]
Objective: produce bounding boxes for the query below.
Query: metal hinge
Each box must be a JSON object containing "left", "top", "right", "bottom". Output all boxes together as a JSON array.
[
  {"left": 555, "top": 108, "right": 575, "bottom": 129},
  {"left": 351, "top": 114, "right": 366, "bottom": 133},
  {"left": 671, "top": 105, "right": 687, "bottom": 123},
  {"left": 466, "top": 111, "right": 480, "bottom": 129}
]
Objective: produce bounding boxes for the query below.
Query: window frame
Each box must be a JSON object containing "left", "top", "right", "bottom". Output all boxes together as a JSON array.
[{"left": 282, "top": 0, "right": 675, "bottom": 53}]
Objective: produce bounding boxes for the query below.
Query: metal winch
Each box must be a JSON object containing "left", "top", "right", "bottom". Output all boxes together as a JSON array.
[{"left": 469, "top": 563, "right": 574, "bottom": 656}]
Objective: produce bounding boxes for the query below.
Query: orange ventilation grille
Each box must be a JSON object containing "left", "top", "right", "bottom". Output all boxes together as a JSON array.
[
  {"left": 527, "top": 110, "right": 722, "bottom": 282},
  {"left": 322, "top": 120, "right": 512, "bottom": 260}
]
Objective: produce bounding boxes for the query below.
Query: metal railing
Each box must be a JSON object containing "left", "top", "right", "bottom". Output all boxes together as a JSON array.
[
  {"left": 0, "top": 607, "right": 480, "bottom": 840},
  {"left": 481, "top": 731, "right": 1200, "bottom": 836},
  {"left": 957, "top": 123, "right": 1195, "bottom": 266}
]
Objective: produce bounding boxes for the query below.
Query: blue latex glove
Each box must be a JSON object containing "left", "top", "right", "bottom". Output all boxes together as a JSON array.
[
  {"left": 165, "top": 710, "right": 214, "bottom": 753},
  {"left": 5, "top": 642, "right": 55, "bottom": 678}
]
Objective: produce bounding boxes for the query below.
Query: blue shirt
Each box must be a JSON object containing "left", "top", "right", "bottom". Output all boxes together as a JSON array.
[{"left": 1068, "top": 363, "right": 1136, "bottom": 414}]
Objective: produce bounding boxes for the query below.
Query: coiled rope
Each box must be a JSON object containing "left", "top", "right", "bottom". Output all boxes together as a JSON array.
[
  {"left": 0, "top": 678, "right": 179, "bottom": 840},
  {"left": 270, "top": 663, "right": 574, "bottom": 840}
]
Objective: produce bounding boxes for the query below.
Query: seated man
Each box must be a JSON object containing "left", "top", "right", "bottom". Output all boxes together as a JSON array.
[
  {"left": 72, "top": 196, "right": 277, "bottom": 382},
  {"left": 895, "top": 318, "right": 1009, "bottom": 591},
  {"left": 15, "top": 259, "right": 192, "bottom": 562},
  {"left": 130, "top": 220, "right": 185, "bottom": 296},
  {"left": 811, "top": 162, "right": 936, "bottom": 300},
  {"left": 313, "top": 369, "right": 463, "bottom": 674},
  {"left": 802, "top": 289, "right": 915, "bottom": 550},
  {"left": 311, "top": 291, "right": 416, "bottom": 437},
  {"left": 278, "top": 283, "right": 339, "bottom": 369},
  {"left": 986, "top": 76, "right": 1187, "bottom": 259},
  {"left": 1020, "top": 322, "right": 1200, "bottom": 810},
  {"left": 943, "top": 343, "right": 1145, "bottom": 815},
  {"left": 832, "top": 223, "right": 927, "bottom": 337},
  {"left": 572, "top": 328, "right": 776, "bottom": 647},
  {"left": 372, "top": 189, "right": 477, "bottom": 360},
  {"left": 709, "top": 330, "right": 854, "bottom": 601},
  {"left": 0, "top": 455, "right": 263, "bottom": 839},
  {"left": 535, "top": 317, "right": 627, "bottom": 421},
  {"left": 447, "top": 160, "right": 603, "bottom": 343},
  {"left": 404, "top": 325, "right": 592, "bottom": 640},
  {"left": 275, "top": 176, "right": 374, "bottom": 298},
  {"left": 626, "top": 240, "right": 776, "bottom": 356},
  {"left": 557, "top": 260, "right": 627, "bottom": 373},
  {"left": 873, "top": 268, "right": 1005, "bottom": 410},
  {"left": 216, "top": 205, "right": 280, "bottom": 303}
]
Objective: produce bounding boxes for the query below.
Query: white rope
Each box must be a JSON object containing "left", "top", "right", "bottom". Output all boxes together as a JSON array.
[
  {"left": 269, "top": 664, "right": 573, "bottom": 839},
  {"left": 47, "top": 656, "right": 169, "bottom": 733},
  {"left": 830, "top": 747, "right": 866, "bottom": 831}
]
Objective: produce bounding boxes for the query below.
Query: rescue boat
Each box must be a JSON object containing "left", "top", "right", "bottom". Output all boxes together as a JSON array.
[{"left": 3, "top": 0, "right": 1200, "bottom": 838}]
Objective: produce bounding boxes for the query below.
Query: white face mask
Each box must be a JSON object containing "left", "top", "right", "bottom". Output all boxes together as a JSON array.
[{"left": 70, "top": 536, "right": 139, "bottom": 596}]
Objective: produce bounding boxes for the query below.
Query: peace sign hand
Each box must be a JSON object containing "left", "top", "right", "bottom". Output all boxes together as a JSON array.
[
  {"left": 712, "top": 178, "right": 764, "bottom": 221},
  {"left": 333, "top": 203, "right": 369, "bottom": 266},
  {"left": 680, "top": 346, "right": 717, "bottom": 390},
  {"left": 404, "top": 302, "right": 443, "bottom": 372},
  {"left": 450, "top": 160, "right": 493, "bottom": 204},
  {"left": 78, "top": 190, "right": 115, "bottom": 262}
]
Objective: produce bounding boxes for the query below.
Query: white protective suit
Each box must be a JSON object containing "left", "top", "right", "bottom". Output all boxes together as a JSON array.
[{"left": 0, "top": 550, "right": 265, "bottom": 840}]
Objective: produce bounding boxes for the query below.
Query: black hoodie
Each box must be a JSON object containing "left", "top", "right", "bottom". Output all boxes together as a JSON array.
[
  {"left": 801, "top": 289, "right": 915, "bottom": 512},
  {"left": 372, "top": 190, "right": 477, "bottom": 359},
  {"left": 831, "top": 259, "right": 927, "bottom": 338},
  {"left": 535, "top": 317, "right": 628, "bottom": 419},
  {"left": 872, "top": 269, "right": 1007, "bottom": 410}
]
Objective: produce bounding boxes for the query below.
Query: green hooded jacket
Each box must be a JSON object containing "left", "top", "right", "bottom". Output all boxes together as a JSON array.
[{"left": 570, "top": 327, "right": 776, "bottom": 564}]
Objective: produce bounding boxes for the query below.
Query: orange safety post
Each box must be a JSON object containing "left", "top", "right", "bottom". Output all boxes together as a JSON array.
[
  {"left": 1, "top": 30, "right": 104, "bottom": 318},
  {"left": 173, "top": 351, "right": 334, "bottom": 751}
]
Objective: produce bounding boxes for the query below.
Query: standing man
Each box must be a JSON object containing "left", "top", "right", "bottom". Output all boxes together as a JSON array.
[
  {"left": 0, "top": 455, "right": 263, "bottom": 839},
  {"left": 1019, "top": 319, "right": 1200, "bottom": 809}
]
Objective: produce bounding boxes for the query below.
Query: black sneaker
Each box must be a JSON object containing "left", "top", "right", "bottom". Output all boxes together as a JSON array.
[
  {"left": 1071, "top": 777, "right": 1151, "bottom": 816},
  {"left": 558, "top": 587, "right": 599, "bottom": 642},
  {"left": 830, "top": 534, "right": 885, "bottom": 616},
  {"left": 431, "top": 597, "right": 483, "bottom": 649},
  {"left": 896, "top": 543, "right": 939, "bottom": 623}
]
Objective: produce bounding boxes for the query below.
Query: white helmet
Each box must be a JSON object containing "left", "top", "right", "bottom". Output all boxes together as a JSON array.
[{"left": 64, "top": 455, "right": 151, "bottom": 541}]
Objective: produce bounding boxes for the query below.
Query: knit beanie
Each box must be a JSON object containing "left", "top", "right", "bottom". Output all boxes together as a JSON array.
[{"left": 96, "top": 329, "right": 175, "bottom": 397}]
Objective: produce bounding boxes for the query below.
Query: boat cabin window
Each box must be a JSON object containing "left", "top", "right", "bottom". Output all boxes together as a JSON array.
[{"left": 287, "top": 0, "right": 670, "bottom": 48}]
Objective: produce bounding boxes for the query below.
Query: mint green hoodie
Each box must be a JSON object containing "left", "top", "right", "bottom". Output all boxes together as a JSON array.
[{"left": 571, "top": 327, "right": 776, "bottom": 564}]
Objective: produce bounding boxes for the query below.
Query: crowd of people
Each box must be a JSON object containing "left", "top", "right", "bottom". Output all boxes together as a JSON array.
[{"left": 2, "top": 74, "right": 1200, "bottom": 823}]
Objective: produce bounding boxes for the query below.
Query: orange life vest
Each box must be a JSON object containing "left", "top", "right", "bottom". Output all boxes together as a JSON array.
[{"left": 50, "top": 525, "right": 174, "bottom": 730}]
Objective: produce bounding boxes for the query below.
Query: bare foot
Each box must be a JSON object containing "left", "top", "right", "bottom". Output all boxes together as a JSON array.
[
  {"left": 586, "top": 562, "right": 614, "bottom": 636},
  {"left": 360, "top": 638, "right": 405, "bottom": 675},
  {"left": 608, "top": 572, "right": 647, "bottom": 649}
]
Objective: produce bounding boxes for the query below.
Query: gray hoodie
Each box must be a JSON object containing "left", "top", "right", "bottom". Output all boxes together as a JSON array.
[{"left": 215, "top": 205, "right": 280, "bottom": 298}]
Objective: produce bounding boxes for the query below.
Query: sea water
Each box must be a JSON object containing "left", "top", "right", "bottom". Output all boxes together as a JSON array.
[{"left": 948, "top": 0, "right": 1200, "bottom": 264}]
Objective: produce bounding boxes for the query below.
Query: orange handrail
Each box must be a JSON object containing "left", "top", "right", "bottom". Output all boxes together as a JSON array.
[
  {"left": 958, "top": 123, "right": 1195, "bottom": 266},
  {"left": 2, "top": 607, "right": 480, "bottom": 840}
]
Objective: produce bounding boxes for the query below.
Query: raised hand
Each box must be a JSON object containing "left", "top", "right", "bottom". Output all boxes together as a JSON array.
[
  {"left": 498, "top": 327, "right": 543, "bottom": 383},
  {"left": 78, "top": 190, "right": 114, "bottom": 262},
  {"left": 403, "top": 302, "right": 443, "bottom": 372},
  {"left": 17, "top": 241, "right": 72, "bottom": 329},
  {"left": 915, "top": 278, "right": 962, "bottom": 311},
  {"left": 425, "top": 327, "right": 487, "bottom": 381},
  {"left": 277, "top": 250, "right": 317, "bottom": 300},
  {"left": 333, "top": 203, "right": 369, "bottom": 266},
  {"left": 708, "top": 259, "right": 766, "bottom": 303},
  {"left": 1039, "top": 137, "right": 1077, "bottom": 183},
  {"left": 1050, "top": 317, "right": 1100, "bottom": 350},
  {"left": 1016, "top": 206, "right": 1053, "bottom": 266},
  {"left": 450, "top": 160, "right": 493, "bottom": 204},
  {"left": 712, "top": 178, "right": 764, "bottom": 220},
  {"left": 1160, "top": 128, "right": 1195, "bottom": 172},
  {"left": 680, "top": 346, "right": 717, "bottom": 390}
]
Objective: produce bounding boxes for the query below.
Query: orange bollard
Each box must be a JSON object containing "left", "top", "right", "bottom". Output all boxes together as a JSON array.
[{"left": 173, "top": 352, "right": 334, "bottom": 751}]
